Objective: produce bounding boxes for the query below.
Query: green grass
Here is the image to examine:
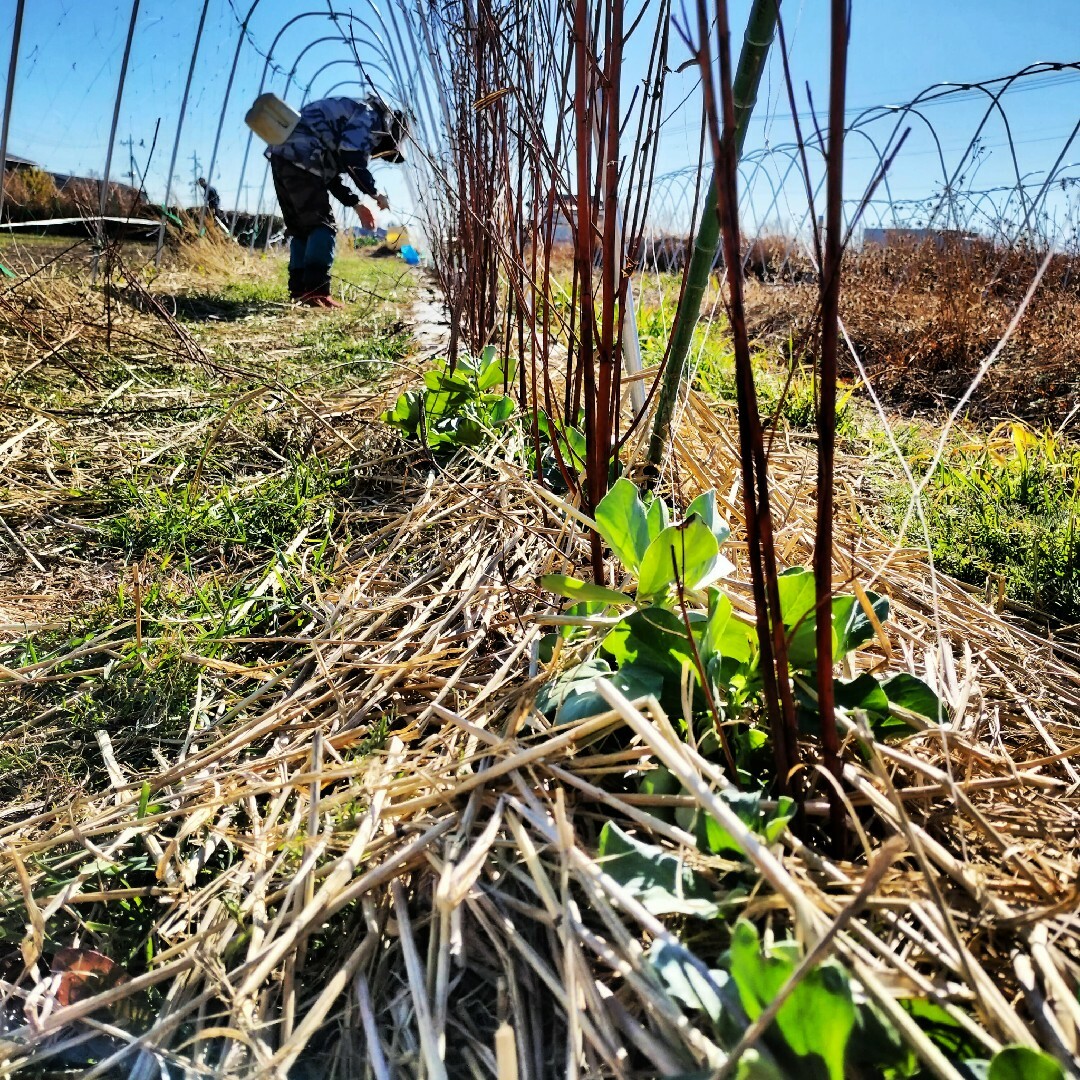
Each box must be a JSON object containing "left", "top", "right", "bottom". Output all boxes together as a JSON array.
[
  {"left": 0, "top": 535, "right": 337, "bottom": 801},
  {"left": 213, "top": 276, "right": 290, "bottom": 305},
  {"left": 637, "top": 302, "right": 856, "bottom": 434},
  {"left": 293, "top": 313, "right": 412, "bottom": 390},
  {"left": 89, "top": 456, "right": 349, "bottom": 558},
  {"left": 889, "top": 424, "right": 1080, "bottom": 622},
  {"left": 1, "top": 247, "right": 417, "bottom": 806}
]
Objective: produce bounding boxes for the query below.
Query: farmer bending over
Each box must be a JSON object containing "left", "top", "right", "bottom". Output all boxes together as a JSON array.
[{"left": 266, "top": 97, "right": 406, "bottom": 307}]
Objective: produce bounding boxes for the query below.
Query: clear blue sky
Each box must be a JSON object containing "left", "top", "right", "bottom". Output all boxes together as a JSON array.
[{"left": 3, "top": 1, "right": 1078, "bottom": 237}]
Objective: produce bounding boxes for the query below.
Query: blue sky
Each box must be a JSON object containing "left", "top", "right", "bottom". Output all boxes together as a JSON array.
[{"left": 3, "top": 1, "right": 1078, "bottom": 237}]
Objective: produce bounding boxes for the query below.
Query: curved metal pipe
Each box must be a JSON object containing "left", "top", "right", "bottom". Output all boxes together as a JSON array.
[
  {"left": 230, "top": 34, "right": 377, "bottom": 231},
  {"left": 301, "top": 57, "right": 394, "bottom": 101},
  {"left": 156, "top": 0, "right": 211, "bottom": 261}
]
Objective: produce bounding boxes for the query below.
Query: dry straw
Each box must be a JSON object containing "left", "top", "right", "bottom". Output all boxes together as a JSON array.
[{"left": 1, "top": 316, "right": 1079, "bottom": 1074}]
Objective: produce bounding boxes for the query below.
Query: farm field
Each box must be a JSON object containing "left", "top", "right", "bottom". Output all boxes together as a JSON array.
[
  {"left": 0, "top": 230, "right": 1077, "bottom": 1077},
  {"left": 4, "top": 1, "right": 1080, "bottom": 1077}
]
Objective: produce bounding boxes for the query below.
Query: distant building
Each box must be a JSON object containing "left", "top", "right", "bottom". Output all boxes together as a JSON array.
[
  {"left": 541, "top": 195, "right": 606, "bottom": 244},
  {"left": 3, "top": 153, "right": 39, "bottom": 172}
]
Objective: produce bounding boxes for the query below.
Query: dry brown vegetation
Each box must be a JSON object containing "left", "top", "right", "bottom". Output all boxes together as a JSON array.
[
  {"left": 2, "top": 166, "right": 150, "bottom": 222},
  {"left": 744, "top": 237, "right": 1080, "bottom": 424}
]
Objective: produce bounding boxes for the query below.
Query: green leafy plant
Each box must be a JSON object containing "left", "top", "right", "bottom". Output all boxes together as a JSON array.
[
  {"left": 529, "top": 408, "right": 588, "bottom": 491},
  {"left": 381, "top": 345, "right": 516, "bottom": 453},
  {"left": 635, "top": 894, "right": 1067, "bottom": 1080},
  {"left": 538, "top": 479, "right": 945, "bottom": 791},
  {"left": 898, "top": 423, "right": 1080, "bottom": 623}
]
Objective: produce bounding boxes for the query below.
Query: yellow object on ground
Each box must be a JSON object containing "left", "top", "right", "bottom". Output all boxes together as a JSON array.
[{"left": 385, "top": 226, "right": 410, "bottom": 250}]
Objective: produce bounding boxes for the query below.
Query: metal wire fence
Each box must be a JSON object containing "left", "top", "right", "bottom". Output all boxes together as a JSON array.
[{"left": 644, "top": 61, "right": 1080, "bottom": 262}]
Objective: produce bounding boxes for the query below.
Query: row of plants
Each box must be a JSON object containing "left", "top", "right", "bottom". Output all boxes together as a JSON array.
[
  {"left": 379, "top": 349, "right": 1067, "bottom": 1079},
  {"left": 640, "top": 296, "right": 1080, "bottom": 627}
]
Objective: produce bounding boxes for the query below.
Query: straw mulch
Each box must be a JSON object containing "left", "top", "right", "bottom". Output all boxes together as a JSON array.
[{"left": 1, "top": 284, "right": 1079, "bottom": 1076}]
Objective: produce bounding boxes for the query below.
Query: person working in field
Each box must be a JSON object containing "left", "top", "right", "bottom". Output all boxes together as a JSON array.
[
  {"left": 197, "top": 176, "right": 221, "bottom": 214},
  {"left": 266, "top": 97, "right": 407, "bottom": 307},
  {"left": 197, "top": 177, "right": 227, "bottom": 233}
]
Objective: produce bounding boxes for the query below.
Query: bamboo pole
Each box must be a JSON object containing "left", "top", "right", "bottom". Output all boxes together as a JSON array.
[
  {"left": 647, "top": 0, "right": 780, "bottom": 466},
  {"left": 814, "top": 0, "right": 850, "bottom": 841}
]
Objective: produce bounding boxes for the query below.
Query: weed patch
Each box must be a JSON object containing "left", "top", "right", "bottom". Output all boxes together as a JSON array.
[
  {"left": 895, "top": 424, "right": 1080, "bottom": 622},
  {"left": 638, "top": 302, "right": 855, "bottom": 434}
]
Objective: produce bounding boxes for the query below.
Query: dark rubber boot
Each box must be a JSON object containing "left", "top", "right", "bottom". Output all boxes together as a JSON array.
[{"left": 288, "top": 268, "right": 305, "bottom": 301}]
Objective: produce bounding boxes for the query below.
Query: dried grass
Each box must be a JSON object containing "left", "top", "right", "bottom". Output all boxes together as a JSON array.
[
  {"left": 745, "top": 238, "right": 1080, "bottom": 425},
  {"left": 0, "top": 245, "right": 1078, "bottom": 1077}
]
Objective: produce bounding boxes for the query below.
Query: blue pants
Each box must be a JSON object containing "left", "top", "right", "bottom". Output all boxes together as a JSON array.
[
  {"left": 271, "top": 156, "right": 338, "bottom": 297},
  {"left": 288, "top": 226, "right": 336, "bottom": 296}
]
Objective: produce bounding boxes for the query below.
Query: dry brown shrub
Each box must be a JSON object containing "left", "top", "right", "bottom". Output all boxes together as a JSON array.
[
  {"left": 744, "top": 236, "right": 1080, "bottom": 423},
  {"left": 2, "top": 167, "right": 148, "bottom": 222}
]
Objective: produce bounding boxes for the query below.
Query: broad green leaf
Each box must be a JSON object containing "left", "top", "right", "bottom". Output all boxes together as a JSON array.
[
  {"left": 557, "top": 662, "right": 664, "bottom": 723},
  {"left": 679, "top": 791, "right": 795, "bottom": 856},
  {"left": 847, "top": 999, "right": 915, "bottom": 1076},
  {"left": 423, "top": 368, "right": 472, "bottom": 394},
  {"left": 647, "top": 940, "right": 731, "bottom": 1023},
  {"left": 988, "top": 1047, "right": 1064, "bottom": 1080},
  {"left": 642, "top": 490, "right": 671, "bottom": 542},
  {"left": 486, "top": 395, "right": 516, "bottom": 425},
  {"left": 781, "top": 574, "right": 889, "bottom": 670},
  {"left": 834, "top": 673, "right": 890, "bottom": 717},
  {"left": 603, "top": 607, "right": 696, "bottom": 677},
  {"left": 562, "top": 424, "right": 587, "bottom": 466},
  {"left": 540, "top": 574, "right": 632, "bottom": 606},
  {"left": 448, "top": 353, "right": 477, "bottom": 375},
  {"left": 597, "top": 822, "right": 720, "bottom": 917},
  {"left": 777, "top": 567, "right": 816, "bottom": 628},
  {"left": 534, "top": 658, "right": 611, "bottom": 717},
  {"left": 595, "top": 477, "right": 652, "bottom": 573},
  {"left": 380, "top": 390, "right": 423, "bottom": 437},
  {"left": 438, "top": 417, "right": 485, "bottom": 447},
  {"left": 882, "top": 673, "right": 945, "bottom": 722},
  {"left": 702, "top": 590, "right": 755, "bottom": 666},
  {"left": 730, "top": 921, "right": 855, "bottom": 1080},
  {"left": 637, "top": 518, "right": 722, "bottom": 599},
  {"left": 778, "top": 568, "right": 820, "bottom": 670},
  {"left": 476, "top": 344, "right": 503, "bottom": 389},
  {"left": 900, "top": 998, "right": 986, "bottom": 1062},
  {"left": 535, "top": 659, "right": 662, "bottom": 724},
  {"left": 833, "top": 592, "right": 890, "bottom": 657},
  {"left": 686, "top": 490, "right": 731, "bottom": 546},
  {"left": 639, "top": 764, "right": 681, "bottom": 799}
]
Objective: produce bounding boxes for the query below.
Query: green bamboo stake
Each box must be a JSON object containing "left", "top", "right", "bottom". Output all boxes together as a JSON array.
[{"left": 647, "top": 0, "right": 780, "bottom": 466}]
